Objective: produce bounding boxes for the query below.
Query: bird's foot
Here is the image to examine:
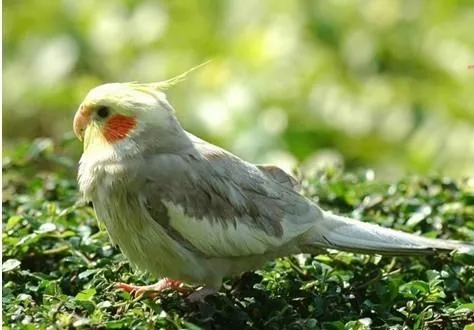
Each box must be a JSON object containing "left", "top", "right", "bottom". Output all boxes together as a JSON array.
[
  {"left": 115, "top": 278, "right": 188, "bottom": 299},
  {"left": 185, "top": 287, "right": 218, "bottom": 303}
]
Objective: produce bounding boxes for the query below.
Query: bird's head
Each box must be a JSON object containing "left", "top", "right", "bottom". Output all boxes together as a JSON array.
[
  {"left": 73, "top": 83, "right": 171, "bottom": 149},
  {"left": 73, "top": 62, "right": 208, "bottom": 155}
]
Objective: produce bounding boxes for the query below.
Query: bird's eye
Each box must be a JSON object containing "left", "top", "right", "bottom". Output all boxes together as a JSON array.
[{"left": 97, "top": 106, "right": 110, "bottom": 119}]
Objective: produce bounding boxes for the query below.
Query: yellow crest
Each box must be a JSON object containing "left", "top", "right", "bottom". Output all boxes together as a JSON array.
[{"left": 147, "top": 60, "right": 211, "bottom": 91}]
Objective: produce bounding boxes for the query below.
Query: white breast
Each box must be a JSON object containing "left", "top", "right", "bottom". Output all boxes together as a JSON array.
[{"left": 79, "top": 155, "right": 213, "bottom": 284}]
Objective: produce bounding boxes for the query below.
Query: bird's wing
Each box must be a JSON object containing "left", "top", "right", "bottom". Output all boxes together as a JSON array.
[
  {"left": 256, "top": 164, "right": 301, "bottom": 192},
  {"left": 141, "top": 141, "right": 319, "bottom": 258}
]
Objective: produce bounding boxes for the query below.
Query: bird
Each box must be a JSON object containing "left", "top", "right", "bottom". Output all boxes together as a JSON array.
[{"left": 73, "top": 66, "right": 471, "bottom": 302}]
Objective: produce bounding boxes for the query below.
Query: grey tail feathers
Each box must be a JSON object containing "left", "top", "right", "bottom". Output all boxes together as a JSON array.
[{"left": 304, "top": 211, "right": 472, "bottom": 256}]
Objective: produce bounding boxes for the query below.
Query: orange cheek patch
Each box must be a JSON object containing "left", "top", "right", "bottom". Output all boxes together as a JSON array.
[{"left": 103, "top": 115, "right": 137, "bottom": 143}]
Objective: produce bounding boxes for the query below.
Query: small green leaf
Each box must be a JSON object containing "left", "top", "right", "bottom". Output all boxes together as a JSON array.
[
  {"left": 78, "top": 269, "right": 98, "bottom": 280},
  {"left": 75, "top": 288, "right": 96, "bottom": 301},
  {"left": 323, "top": 321, "right": 345, "bottom": 330},
  {"left": 183, "top": 321, "right": 205, "bottom": 330},
  {"left": 72, "top": 318, "right": 90, "bottom": 327},
  {"left": 37, "top": 222, "right": 57, "bottom": 233},
  {"left": 345, "top": 319, "right": 371, "bottom": 330},
  {"left": 454, "top": 248, "right": 474, "bottom": 266},
  {"left": 399, "top": 280, "right": 430, "bottom": 298},
  {"left": 2, "top": 259, "right": 21, "bottom": 272},
  {"left": 406, "top": 205, "right": 431, "bottom": 228},
  {"left": 97, "top": 300, "right": 112, "bottom": 309},
  {"left": 456, "top": 303, "right": 474, "bottom": 312},
  {"left": 16, "top": 233, "right": 39, "bottom": 246},
  {"left": 106, "top": 319, "right": 129, "bottom": 329},
  {"left": 5, "top": 216, "right": 22, "bottom": 231}
]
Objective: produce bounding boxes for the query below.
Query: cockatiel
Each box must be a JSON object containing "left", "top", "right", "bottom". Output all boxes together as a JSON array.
[{"left": 73, "top": 68, "right": 471, "bottom": 301}]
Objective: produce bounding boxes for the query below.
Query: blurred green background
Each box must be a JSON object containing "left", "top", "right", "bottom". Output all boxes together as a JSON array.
[{"left": 3, "top": 0, "right": 474, "bottom": 178}]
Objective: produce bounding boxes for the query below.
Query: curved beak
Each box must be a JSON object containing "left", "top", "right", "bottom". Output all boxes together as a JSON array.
[{"left": 73, "top": 105, "right": 91, "bottom": 141}]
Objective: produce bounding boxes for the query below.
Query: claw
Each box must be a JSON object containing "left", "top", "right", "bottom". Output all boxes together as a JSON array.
[{"left": 115, "top": 278, "right": 189, "bottom": 299}]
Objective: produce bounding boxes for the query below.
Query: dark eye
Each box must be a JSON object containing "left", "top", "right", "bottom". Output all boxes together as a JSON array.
[{"left": 97, "top": 106, "right": 110, "bottom": 119}]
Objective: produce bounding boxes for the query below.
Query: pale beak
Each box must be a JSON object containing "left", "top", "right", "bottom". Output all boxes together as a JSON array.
[{"left": 73, "top": 105, "right": 91, "bottom": 141}]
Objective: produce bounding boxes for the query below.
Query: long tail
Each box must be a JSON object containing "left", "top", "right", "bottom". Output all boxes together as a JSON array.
[{"left": 303, "top": 211, "right": 472, "bottom": 255}]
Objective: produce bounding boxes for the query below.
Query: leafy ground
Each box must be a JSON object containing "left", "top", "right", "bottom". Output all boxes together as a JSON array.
[{"left": 2, "top": 141, "right": 474, "bottom": 330}]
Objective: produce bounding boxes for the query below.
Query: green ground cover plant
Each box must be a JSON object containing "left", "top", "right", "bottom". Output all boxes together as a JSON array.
[{"left": 2, "top": 140, "right": 474, "bottom": 329}]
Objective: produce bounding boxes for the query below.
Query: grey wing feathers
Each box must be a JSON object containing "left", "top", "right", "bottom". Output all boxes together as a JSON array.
[
  {"left": 257, "top": 164, "right": 301, "bottom": 192},
  {"left": 140, "top": 136, "right": 317, "bottom": 257}
]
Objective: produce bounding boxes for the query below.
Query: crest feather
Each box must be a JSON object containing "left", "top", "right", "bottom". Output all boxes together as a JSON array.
[{"left": 148, "top": 60, "right": 211, "bottom": 91}]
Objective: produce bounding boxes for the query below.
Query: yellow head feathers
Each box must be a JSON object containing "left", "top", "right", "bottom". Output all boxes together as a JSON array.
[
  {"left": 81, "top": 60, "right": 211, "bottom": 113},
  {"left": 135, "top": 60, "right": 211, "bottom": 92},
  {"left": 75, "top": 61, "right": 210, "bottom": 149}
]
